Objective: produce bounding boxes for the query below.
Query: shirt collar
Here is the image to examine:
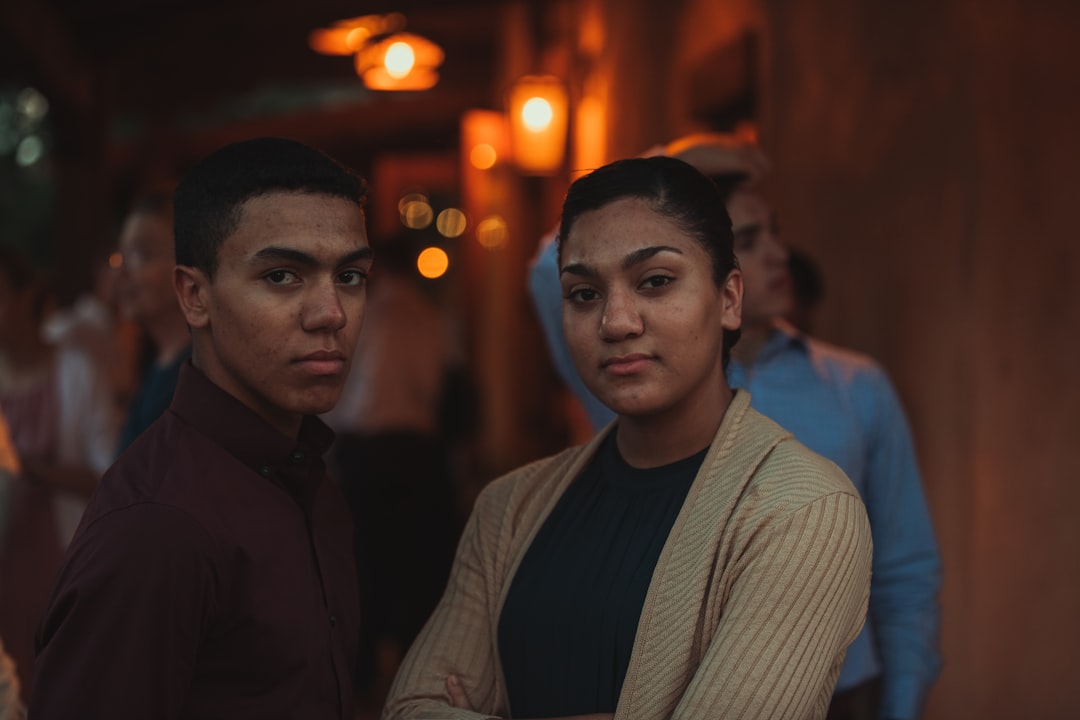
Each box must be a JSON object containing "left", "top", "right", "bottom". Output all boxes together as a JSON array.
[
  {"left": 169, "top": 362, "right": 335, "bottom": 480},
  {"left": 748, "top": 319, "right": 809, "bottom": 365}
]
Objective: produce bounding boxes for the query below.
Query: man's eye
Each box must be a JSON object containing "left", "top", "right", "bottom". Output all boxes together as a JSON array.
[
  {"left": 266, "top": 270, "right": 299, "bottom": 285},
  {"left": 338, "top": 270, "right": 367, "bottom": 286}
]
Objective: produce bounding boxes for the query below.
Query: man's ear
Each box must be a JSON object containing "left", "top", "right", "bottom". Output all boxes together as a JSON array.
[
  {"left": 174, "top": 265, "right": 211, "bottom": 329},
  {"left": 720, "top": 268, "right": 743, "bottom": 331}
]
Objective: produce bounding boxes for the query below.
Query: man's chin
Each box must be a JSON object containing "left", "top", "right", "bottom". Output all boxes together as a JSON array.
[{"left": 299, "top": 391, "right": 344, "bottom": 417}]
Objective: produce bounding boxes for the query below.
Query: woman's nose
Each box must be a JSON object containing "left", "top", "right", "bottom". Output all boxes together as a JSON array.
[{"left": 599, "top": 290, "right": 643, "bottom": 341}]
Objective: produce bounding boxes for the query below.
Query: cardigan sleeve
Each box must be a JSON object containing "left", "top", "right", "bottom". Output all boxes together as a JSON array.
[
  {"left": 670, "top": 491, "right": 872, "bottom": 720},
  {"left": 382, "top": 480, "right": 511, "bottom": 720}
]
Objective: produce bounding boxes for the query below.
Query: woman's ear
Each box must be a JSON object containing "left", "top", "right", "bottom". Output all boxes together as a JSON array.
[
  {"left": 720, "top": 268, "right": 743, "bottom": 331},
  {"left": 173, "top": 265, "right": 210, "bottom": 329}
]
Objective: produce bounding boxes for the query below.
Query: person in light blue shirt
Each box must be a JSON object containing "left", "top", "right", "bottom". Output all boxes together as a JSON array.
[{"left": 527, "top": 135, "right": 941, "bottom": 720}]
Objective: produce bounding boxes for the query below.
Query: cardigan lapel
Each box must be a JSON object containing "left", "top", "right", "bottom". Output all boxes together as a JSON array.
[{"left": 616, "top": 390, "right": 792, "bottom": 720}]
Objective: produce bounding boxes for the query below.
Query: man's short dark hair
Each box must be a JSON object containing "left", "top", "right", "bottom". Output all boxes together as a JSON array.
[{"left": 174, "top": 137, "right": 367, "bottom": 277}]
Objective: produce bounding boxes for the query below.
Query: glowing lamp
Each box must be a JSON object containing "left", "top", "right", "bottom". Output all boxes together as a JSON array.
[
  {"left": 308, "top": 13, "right": 403, "bottom": 56},
  {"left": 508, "top": 75, "right": 568, "bottom": 175},
  {"left": 356, "top": 33, "right": 444, "bottom": 91}
]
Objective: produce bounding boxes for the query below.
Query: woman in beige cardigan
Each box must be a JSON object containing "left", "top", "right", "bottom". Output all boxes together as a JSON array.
[{"left": 383, "top": 157, "right": 872, "bottom": 720}]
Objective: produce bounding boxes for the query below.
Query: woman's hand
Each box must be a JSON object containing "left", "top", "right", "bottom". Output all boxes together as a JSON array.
[{"left": 446, "top": 674, "right": 472, "bottom": 710}]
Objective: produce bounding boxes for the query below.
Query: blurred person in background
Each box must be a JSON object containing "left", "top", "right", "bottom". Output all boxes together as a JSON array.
[
  {"left": 0, "top": 410, "right": 24, "bottom": 720},
  {"left": 784, "top": 245, "right": 826, "bottom": 335},
  {"left": 0, "top": 246, "right": 117, "bottom": 698},
  {"left": 113, "top": 187, "right": 192, "bottom": 456},
  {"left": 0, "top": 632, "right": 24, "bottom": 720},
  {"left": 41, "top": 245, "right": 141, "bottom": 419},
  {"left": 0, "top": 398, "right": 21, "bottom": 718}
]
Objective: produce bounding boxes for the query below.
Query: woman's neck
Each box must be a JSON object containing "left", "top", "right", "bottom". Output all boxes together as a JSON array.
[{"left": 615, "top": 382, "right": 733, "bottom": 469}]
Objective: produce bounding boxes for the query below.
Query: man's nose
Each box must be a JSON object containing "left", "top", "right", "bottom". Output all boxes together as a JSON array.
[{"left": 302, "top": 279, "right": 347, "bottom": 332}]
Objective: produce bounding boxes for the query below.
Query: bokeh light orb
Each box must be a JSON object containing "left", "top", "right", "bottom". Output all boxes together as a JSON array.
[
  {"left": 476, "top": 215, "right": 509, "bottom": 249},
  {"left": 436, "top": 208, "right": 467, "bottom": 238},
  {"left": 469, "top": 143, "right": 497, "bottom": 170},
  {"left": 416, "top": 246, "right": 449, "bottom": 279},
  {"left": 399, "top": 192, "right": 433, "bottom": 229}
]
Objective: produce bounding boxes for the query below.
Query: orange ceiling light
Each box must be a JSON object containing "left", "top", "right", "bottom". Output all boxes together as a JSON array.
[
  {"left": 355, "top": 33, "right": 444, "bottom": 91},
  {"left": 310, "top": 13, "right": 443, "bottom": 92},
  {"left": 308, "top": 13, "right": 404, "bottom": 56}
]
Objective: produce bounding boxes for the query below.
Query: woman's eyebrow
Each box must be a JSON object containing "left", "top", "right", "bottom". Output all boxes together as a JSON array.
[
  {"left": 560, "top": 245, "right": 683, "bottom": 277},
  {"left": 621, "top": 245, "right": 682, "bottom": 270},
  {"left": 560, "top": 261, "right": 597, "bottom": 278}
]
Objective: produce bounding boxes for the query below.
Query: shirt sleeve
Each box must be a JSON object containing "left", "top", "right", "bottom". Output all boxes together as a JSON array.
[
  {"left": 30, "top": 503, "right": 218, "bottom": 719},
  {"left": 383, "top": 483, "right": 511, "bottom": 720},
  {"left": 671, "top": 492, "right": 873, "bottom": 720},
  {"left": 526, "top": 230, "right": 616, "bottom": 432},
  {"left": 859, "top": 370, "right": 943, "bottom": 719}
]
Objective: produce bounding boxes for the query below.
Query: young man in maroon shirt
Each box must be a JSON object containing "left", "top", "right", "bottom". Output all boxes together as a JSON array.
[{"left": 32, "top": 137, "right": 373, "bottom": 719}]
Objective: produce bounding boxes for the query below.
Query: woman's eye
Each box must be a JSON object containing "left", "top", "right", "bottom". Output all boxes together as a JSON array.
[
  {"left": 641, "top": 274, "right": 673, "bottom": 289},
  {"left": 566, "top": 287, "right": 599, "bottom": 303}
]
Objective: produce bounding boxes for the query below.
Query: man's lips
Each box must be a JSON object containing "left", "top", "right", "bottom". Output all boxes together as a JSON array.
[
  {"left": 294, "top": 350, "right": 347, "bottom": 375},
  {"left": 602, "top": 353, "right": 654, "bottom": 376}
]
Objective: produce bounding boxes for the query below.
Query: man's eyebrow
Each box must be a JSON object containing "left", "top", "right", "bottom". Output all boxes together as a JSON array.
[
  {"left": 339, "top": 247, "right": 374, "bottom": 265},
  {"left": 252, "top": 246, "right": 317, "bottom": 265},
  {"left": 252, "top": 246, "right": 373, "bottom": 266},
  {"left": 560, "top": 245, "right": 683, "bottom": 277}
]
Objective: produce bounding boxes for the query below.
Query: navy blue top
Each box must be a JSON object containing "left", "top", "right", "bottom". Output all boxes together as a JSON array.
[
  {"left": 115, "top": 344, "right": 191, "bottom": 457},
  {"left": 498, "top": 432, "right": 706, "bottom": 717}
]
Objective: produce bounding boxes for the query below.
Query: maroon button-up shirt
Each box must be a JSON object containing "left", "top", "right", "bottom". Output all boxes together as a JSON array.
[{"left": 31, "top": 363, "right": 360, "bottom": 719}]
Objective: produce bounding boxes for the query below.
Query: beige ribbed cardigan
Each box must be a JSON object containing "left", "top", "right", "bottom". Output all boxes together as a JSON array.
[{"left": 383, "top": 391, "right": 872, "bottom": 720}]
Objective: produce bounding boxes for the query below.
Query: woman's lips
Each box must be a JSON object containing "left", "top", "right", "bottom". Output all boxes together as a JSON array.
[{"left": 602, "top": 354, "right": 654, "bottom": 376}]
